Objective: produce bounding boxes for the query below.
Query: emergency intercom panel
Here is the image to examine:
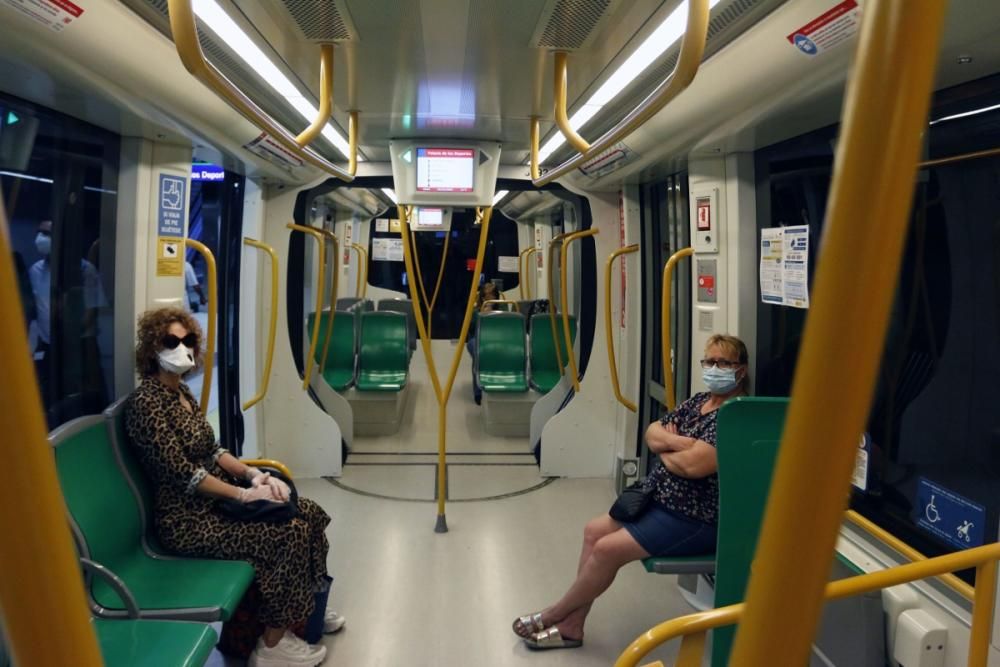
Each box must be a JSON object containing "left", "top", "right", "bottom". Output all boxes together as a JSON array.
[{"left": 692, "top": 188, "right": 719, "bottom": 253}]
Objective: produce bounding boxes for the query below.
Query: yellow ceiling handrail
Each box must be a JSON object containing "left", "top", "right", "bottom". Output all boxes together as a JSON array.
[
  {"left": 349, "top": 242, "right": 368, "bottom": 299},
  {"left": 166, "top": 0, "right": 356, "bottom": 182},
  {"left": 546, "top": 231, "right": 572, "bottom": 374},
  {"left": 295, "top": 44, "right": 333, "bottom": 147},
  {"left": 661, "top": 247, "right": 693, "bottom": 411},
  {"left": 286, "top": 224, "right": 326, "bottom": 389},
  {"left": 729, "top": 0, "right": 949, "bottom": 663},
  {"left": 184, "top": 238, "right": 217, "bottom": 414},
  {"left": 529, "top": 116, "right": 541, "bottom": 180},
  {"left": 532, "top": 0, "right": 709, "bottom": 187},
  {"left": 615, "top": 541, "right": 1000, "bottom": 667},
  {"left": 399, "top": 205, "right": 493, "bottom": 532},
  {"left": 552, "top": 52, "right": 591, "bottom": 153},
  {"left": 317, "top": 230, "right": 340, "bottom": 376},
  {"left": 242, "top": 238, "right": 279, "bottom": 411},
  {"left": 605, "top": 244, "right": 639, "bottom": 412},
  {"left": 0, "top": 191, "right": 103, "bottom": 666},
  {"left": 560, "top": 228, "right": 599, "bottom": 393},
  {"left": 518, "top": 246, "right": 538, "bottom": 300}
]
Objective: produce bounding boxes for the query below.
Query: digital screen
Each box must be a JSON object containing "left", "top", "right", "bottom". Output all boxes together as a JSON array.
[
  {"left": 191, "top": 163, "right": 225, "bottom": 181},
  {"left": 416, "top": 148, "right": 475, "bottom": 192},
  {"left": 416, "top": 207, "right": 444, "bottom": 226}
]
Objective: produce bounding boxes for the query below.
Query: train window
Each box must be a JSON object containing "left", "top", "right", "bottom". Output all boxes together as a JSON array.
[
  {"left": 0, "top": 92, "right": 118, "bottom": 429},
  {"left": 754, "top": 75, "right": 1000, "bottom": 571}
]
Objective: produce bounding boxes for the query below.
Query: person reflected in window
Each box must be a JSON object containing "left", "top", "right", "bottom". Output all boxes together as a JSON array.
[
  {"left": 125, "top": 307, "right": 345, "bottom": 666},
  {"left": 512, "top": 334, "right": 750, "bottom": 650},
  {"left": 466, "top": 280, "right": 502, "bottom": 405},
  {"left": 184, "top": 260, "right": 207, "bottom": 312}
]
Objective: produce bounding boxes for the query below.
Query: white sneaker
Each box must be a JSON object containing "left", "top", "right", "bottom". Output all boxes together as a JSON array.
[
  {"left": 248, "top": 631, "right": 327, "bottom": 667},
  {"left": 323, "top": 609, "right": 346, "bottom": 634}
]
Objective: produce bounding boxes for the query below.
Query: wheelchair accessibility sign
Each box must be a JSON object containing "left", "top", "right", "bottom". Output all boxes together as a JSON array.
[{"left": 916, "top": 478, "right": 985, "bottom": 550}]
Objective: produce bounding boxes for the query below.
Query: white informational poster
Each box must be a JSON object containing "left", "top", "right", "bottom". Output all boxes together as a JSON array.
[
  {"left": 386, "top": 239, "right": 404, "bottom": 262},
  {"left": 2, "top": 0, "right": 84, "bottom": 32},
  {"left": 498, "top": 256, "right": 518, "bottom": 273},
  {"left": 372, "top": 238, "right": 404, "bottom": 262},
  {"left": 759, "top": 225, "right": 809, "bottom": 308},
  {"left": 375, "top": 218, "right": 389, "bottom": 232}
]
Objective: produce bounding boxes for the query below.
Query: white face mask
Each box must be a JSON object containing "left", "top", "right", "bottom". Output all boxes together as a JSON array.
[
  {"left": 35, "top": 233, "right": 51, "bottom": 256},
  {"left": 158, "top": 344, "right": 196, "bottom": 376}
]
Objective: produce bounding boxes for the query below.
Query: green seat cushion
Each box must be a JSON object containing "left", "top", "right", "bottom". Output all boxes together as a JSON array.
[
  {"left": 94, "top": 618, "right": 216, "bottom": 667},
  {"left": 642, "top": 554, "right": 715, "bottom": 574},
  {"left": 358, "top": 312, "right": 408, "bottom": 392},
  {"left": 93, "top": 552, "right": 254, "bottom": 621},
  {"left": 529, "top": 314, "right": 575, "bottom": 392},
  {"left": 479, "top": 371, "right": 529, "bottom": 392},
  {"left": 321, "top": 367, "right": 354, "bottom": 392},
  {"left": 356, "top": 370, "right": 407, "bottom": 391},
  {"left": 477, "top": 313, "right": 527, "bottom": 394},
  {"left": 307, "top": 311, "right": 356, "bottom": 390},
  {"left": 528, "top": 370, "right": 562, "bottom": 394}
]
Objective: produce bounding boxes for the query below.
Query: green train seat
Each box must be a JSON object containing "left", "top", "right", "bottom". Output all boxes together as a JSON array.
[
  {"left": 307, "top": 310, "right": 357, "bottom": 390},
  {"left": 641, "top": 397, "right": 785, "bottom": 667},
  {"left": 95, "top": 617, "right": 216, "bottom": 667},
  {"left": 357, "top": 311, "right": 409, "bottom": 391},
  {"left": 53, "top": 410, "right": 254, "bottom": 622},
  {"left": 477, "top": 312, "right": 528, "bottom": 393},
  {"left": 528, "top": 313, "right": 575, "bottom": 393},
  {"left": 377, "top": 298, "right": 416, "bottom": 353}
]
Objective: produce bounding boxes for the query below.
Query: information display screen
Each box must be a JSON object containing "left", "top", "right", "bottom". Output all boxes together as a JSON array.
[
  {"left": 416, "top": 148, "right": 475, "bottom": 192},
  {"left": 416, "top": 207, "right": 444, "bottom": 226}
]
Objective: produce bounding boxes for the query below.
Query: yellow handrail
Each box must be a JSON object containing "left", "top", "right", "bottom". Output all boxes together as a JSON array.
[
  {"left": 347, "top": 110, "right": 359, "bottom": 176},
  {"left": 920, "top": 145, "right": 1000, "bottom": 169},
  {"left": 317, "top": 230, "right": 340, "bottom": 375},
  {"left": 605, "top": 245, "right": 639, "bottom": 412},
  {"left": 240, "top": 458, "right": 292, "bottom": 479},
  {"left": 286, "top": 224, "right": 327, "bottom": 390},
  {"left": 409, "top": 224, "right": 432, "bottom": 323},
  {"left": 729, "top": 1, "right": 949, "bottom": 663},
  {"left": 560, "top": 228, "right": 599, "bottom": 392},
  {"left": 242, "top": 238, "right": 279, "bottom": 411},
  {"left": 349, "top": 242, "right": 368, "bottom": 298},
  {"left": 482, "top": 299, "right": 518, "bottom": 312},
  {"left": 184, "top": 238, "right": 217, "bottom": 414},
  {"left": 427, "top": 229, "right": 451, "bottom": 337},
  {"left": 616, "top": 541, "right": 1000, "bottom": 667},
  {"left": 399, "top": 204, "right": 493, "bottom": 532},
  {"left": 166, "top": 0, "right": 356, "bottom": 182},
  {"left": 661, "top": 247, "right": 693, "bottom": 411},
  {"left": 518, "top": 246, "right": 538, "bottom": 299},
  {"left": 546, "top": 231, "right": 572, "bottom": 373},
  {"left": 529, "top": 116, "right": 541, "bottom": 180},
  {"left": 552, "top": 52, "right": 591, "bottom": 153},
  {"left": 844, "top": 509, "right": 973, "bottom": 601},
  {"left": 0, "top": 189, "right": 103, "bottom": 666},
  {"left": 532, "top": 0, "right": 709, "bottom": 187},
  {"left": 295, "top": 44, "right": 333, "bottom": 147}
]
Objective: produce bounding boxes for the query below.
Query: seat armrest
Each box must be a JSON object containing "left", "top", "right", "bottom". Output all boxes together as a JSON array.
[
  {"left": 80, "top": 558, "right": 139, "bottom": 619},
  {"left": 241, "top": 459, "right": 293, "bottom": 479}
]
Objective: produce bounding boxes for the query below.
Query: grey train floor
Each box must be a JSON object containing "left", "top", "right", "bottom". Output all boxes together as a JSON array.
[{"left": 205, "top": 340, "right": 694, "bottom": 666}]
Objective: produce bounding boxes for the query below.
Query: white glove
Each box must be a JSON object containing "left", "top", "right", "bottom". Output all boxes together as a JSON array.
[
  {"left": 239, "top": 485, "right": 281, "bottom": 503},
  {"left": 264, "top": 476, "right": 291, "bottom": 502},
  {"left": 245, "top": 467, "right": 265, "bottom": 485}
]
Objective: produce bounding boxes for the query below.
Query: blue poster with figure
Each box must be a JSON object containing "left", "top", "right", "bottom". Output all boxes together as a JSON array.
[
  {"left": 915, "top": 478, "right": 985, "bottom": 550},
  {"left": 158, "top": 174, "right": 186, "bottom": 236}
]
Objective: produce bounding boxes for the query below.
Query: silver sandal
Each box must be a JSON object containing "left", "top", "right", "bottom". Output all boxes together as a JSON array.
[
  {"left": 524, "top": 627, "right": 583, "bottom": 650},
  {"left": 512, "top": 612, "right": 545, "bottom": 638}
]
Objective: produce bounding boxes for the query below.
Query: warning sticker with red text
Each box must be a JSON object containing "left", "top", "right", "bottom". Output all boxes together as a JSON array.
[
  {"left": 244, "top": 133, "right": 306, "bottom": 173},
  {"left": 1, "top": 0, "right": 84, "bottom": 32},
  {"left": 786, "top": 0, "right": 860, "bottom": 57}
]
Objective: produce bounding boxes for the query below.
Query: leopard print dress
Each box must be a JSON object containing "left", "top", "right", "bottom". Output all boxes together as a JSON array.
[{"left": 125, "top": 377, "right": 330, "bottom": 628}]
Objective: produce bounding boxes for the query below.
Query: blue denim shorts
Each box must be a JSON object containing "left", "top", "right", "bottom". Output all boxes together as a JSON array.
[{"left": 621, "top": 503, "right": 717, "bottom": 557}]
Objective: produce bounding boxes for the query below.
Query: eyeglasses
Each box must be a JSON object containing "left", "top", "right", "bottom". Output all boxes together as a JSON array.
[
  {"left": 162, "top": 333, "right": 197, "bottom": 350},
  {"left": 700, "top": 358, "right": 742, "bottom": 370}
]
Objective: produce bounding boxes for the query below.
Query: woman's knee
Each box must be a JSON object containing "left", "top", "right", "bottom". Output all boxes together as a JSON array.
[
  {"left": 590, "top": 531, "right": 640, "bottom": 567},
  {"left": 583, "top": 515, "right": 613, "bottom": 545}
]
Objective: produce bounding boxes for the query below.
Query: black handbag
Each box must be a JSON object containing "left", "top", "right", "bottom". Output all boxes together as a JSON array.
[
  {"left": 217, "top": 471, "right": 299, "bottom": 523},
  {"left": 608, "top": 481, "right": 654, "bottom": 522}
]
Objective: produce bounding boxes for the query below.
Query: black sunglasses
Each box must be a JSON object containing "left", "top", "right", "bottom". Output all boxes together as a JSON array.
[{"left": 162, "top": 333, "right": 197, "bottom": 350}]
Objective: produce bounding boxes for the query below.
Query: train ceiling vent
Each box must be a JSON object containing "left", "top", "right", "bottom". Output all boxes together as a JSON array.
[
  {"left": 532, "top": 0, "right": 622, "bottom": 51},
  {"left": 281, "top": 0, "right": 357, "bottom": 42}
]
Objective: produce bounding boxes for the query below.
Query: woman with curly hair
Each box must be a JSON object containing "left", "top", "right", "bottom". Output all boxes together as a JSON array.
[{"left": 125, "top": 307, "right": 342, "bottom": 667}]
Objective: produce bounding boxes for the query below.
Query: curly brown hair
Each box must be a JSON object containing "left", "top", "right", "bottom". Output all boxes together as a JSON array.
[{"left": 135, "top": 307, "right": 204, "bottom": 378}]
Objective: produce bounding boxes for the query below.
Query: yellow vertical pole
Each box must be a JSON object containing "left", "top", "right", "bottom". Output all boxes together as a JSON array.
[
  {"left": 350, "top": 243, "right": 368, "bottom": 298},
  {"left": 184, "top": 238, "right": 217, "bottom": 413},
  {"left": 968, "top": 560, "right": 996, "bottom": 666},
  {"left": 661, "top": 247, "right": 693, "bottom": 411},
  {"left": 729, "top": 1, "right": 949, "bottom": 664},
  {"left": 559, "top": 228, "right": 599, "bottom": 392},
  {"left": 286, "top": 224, "right": 327, "bottom": 390},
  {"left": 426, "top": 230, "right": 451, "bottom": 338},
  {"left": 318, "top": 230, "right": 340, "bottom": 375},
  {"left": 605, "top": 245, "right": 639, "bottom": 412},
  {"left": 0, "top": 196, "right": 104, "bottom": 666},
  {"left": 242, "top": 238, "right": 279, "bottom": 411},
  {"left": 546, "top": 232, "right": 570, "bottom": 373}
]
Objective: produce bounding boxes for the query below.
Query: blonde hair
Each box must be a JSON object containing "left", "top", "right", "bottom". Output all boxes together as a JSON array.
[{"left": 705, "top": 333, "right": 750, "bottom": 393}]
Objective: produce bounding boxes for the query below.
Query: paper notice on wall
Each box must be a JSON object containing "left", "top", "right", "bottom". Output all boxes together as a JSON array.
[
  {"left": 786, "top": 0, "right": 860, "bottom": 57},
  {"left": 760, "top": 227, "right": 784, "bottom": 305},
  {"left": 373, "top": 238, "right": 403, "bottom": 262},
  {"left": 375, "top": 218, "right": 389, "bottom": 232},
  {"left": 782, "top": 225, "right": 809, "bottom": 308},
  {"left": 760, "top": 226, "right": 809, "bottom": 308},
  {"left": 1, "top": 0, "right": 84, "bottom": 32},
  {"left": 498, "top": 256, "right": 518, "bottom": 273},
  {"left": 386, "top": 238, "right": 404, "bottom": 262}
]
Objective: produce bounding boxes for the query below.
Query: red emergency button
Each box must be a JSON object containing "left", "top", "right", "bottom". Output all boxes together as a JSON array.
[{"left": 698, "top": 275, "right": 715, "bottom": 289}]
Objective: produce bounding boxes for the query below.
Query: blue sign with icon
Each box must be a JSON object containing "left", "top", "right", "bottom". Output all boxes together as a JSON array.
[
  {"left": 915, "top": 478, "right": 985, "bottom": 550},
  {"left": 793, "top": 34, "right": 818, "bottom": 55},
  {"left": 157, "top": 174, "right": 186, "bottom": 236}
]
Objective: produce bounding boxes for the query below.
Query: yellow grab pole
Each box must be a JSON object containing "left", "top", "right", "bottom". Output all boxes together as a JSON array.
[
  {"left": 399, "top": 205, "right": 493, "bottom": 532},
  {"left": 546, "top": 232, "right": 571, "bottom": 373},
  {"left": 242, "top": 238, "right": 279, "bottom": 411},
  {"left": 605, "top": 245, "right": 638, "bottom": 412},
  {"left": 347, "top": 110, "right": 359, "bottom": 176},
  {"left": 729, "top": 2, "right": 949, "bottom": 664},
  {"left": 661, "top": 247, "right": 693, "bottom": 411},
  {"left": 427, "top": 228, "right": 451, "bottom": 337},
  {"left": 295, "top": 44, "right": 333, "bottom": 147},
  {"left": 409, "top": 224, "right": 432, "bottom": 328},
  {"left": 349, "top": 243, "right": 368, "bottom": 298},
  {"left": 518, "top": 246, "right": 537, "bottom": 299},
  {"left": 287, "top": 224, "right": 327, "bottom": 390},
  {"left": 530, "top": 116, "right": 541, "bottom": 180},
  {"left": 559, "top": 229, "right": 599, "bottom": 392},
  {"left": 0, "top": 191, "right": 103, "bottom": 666},
  {"left": 318, "top": 230, "right": 340, "bottom": 375},
  {"left": 553, "top": 52, "right": 591, "bottom": 153},
  {"left": 184, "top": 238, "right": 217, "bottom": 413},
  {"left": 970, "top": 560, "right": 997, "bottom": 667}
]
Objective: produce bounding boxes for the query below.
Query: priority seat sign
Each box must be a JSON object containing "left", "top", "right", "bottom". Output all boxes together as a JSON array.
[{"left": 787, "top": 0, "right": 860, "bottom": 57}]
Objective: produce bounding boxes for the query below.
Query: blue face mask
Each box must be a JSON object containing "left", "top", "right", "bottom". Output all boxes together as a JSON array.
[{"left": 702, "top": 365, "right": 740, "bottom": 394}]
